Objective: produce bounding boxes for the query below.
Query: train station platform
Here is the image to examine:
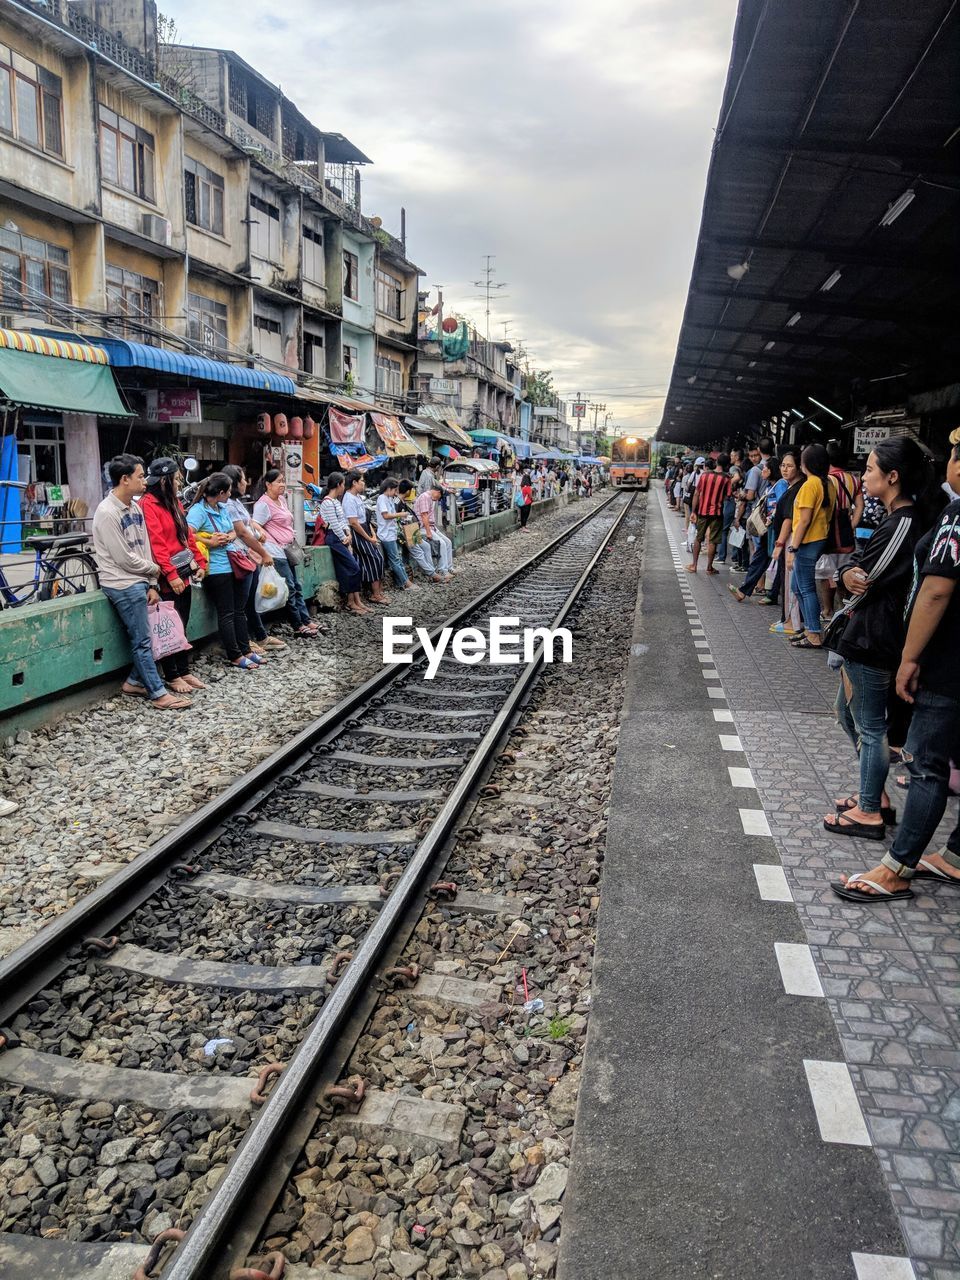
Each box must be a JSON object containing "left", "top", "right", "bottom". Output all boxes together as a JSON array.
[{"left": 559, "top": 488, "right": 960, "bottom": 1280}]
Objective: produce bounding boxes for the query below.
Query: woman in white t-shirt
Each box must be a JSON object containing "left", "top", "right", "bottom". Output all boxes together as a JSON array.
[
  {"left": 343, "top": 473, "right": 389, "bottom": 604},
  {"left": 374, "top": 476, "right": 413, "bottom": 590}
]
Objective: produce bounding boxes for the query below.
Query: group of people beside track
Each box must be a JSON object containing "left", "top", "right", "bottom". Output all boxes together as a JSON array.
[
  {"left": 667, "top": 429, "right": 960, "bottom": 907},
  {"left": 87, "top": 454, "right": 464, "bottom": 713}
]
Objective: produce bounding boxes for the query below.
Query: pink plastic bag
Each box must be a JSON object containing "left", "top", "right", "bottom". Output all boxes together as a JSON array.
[{"left": 148, "top": 601, "right": 190, "bottom": 661}]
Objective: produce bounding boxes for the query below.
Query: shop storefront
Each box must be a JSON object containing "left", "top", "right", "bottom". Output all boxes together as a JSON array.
[{"left": 0, "top": 328, "right": 130, "bottom": 551}]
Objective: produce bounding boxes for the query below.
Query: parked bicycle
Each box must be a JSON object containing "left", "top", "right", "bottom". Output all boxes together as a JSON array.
[{"left": 0, "top": 481, "right": 100, "bottom": 607}]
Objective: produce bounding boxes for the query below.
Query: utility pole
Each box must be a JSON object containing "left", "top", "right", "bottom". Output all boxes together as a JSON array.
[
  {"left": 588, "top": 401, "right": 606, "bottom": 455},
  {"left": 472, "top": 254, "right": 509, "bottom": 341}
]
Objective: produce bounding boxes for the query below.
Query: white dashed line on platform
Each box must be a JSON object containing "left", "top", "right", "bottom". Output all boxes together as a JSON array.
[
  {"left": 741, "top": 808, "right": 772, "bottom": 836},
  {"left": 691, "top": 629, "right": 705, "bottom": 637},
  {"left": 753, "top": 863, "right": 792, "bottom": 902},
  {"left": 803, "top": 1060, "right": 872, "bottom": 1146},
  {"left": 728, "top": 767, "right": 756, "bottom": 788},
  {"left": 774, "top": 943, "right": 824, "bottom": 998},
  {"left": 701, "top": 668, "right": 720, "bottom": 680},
  {"left": 694, "top": 639, "right": 709, "bottom": 648},
  {"left": 713, "top": 709, "right": 735, "bottom": 723},
  {"left": 707, "top": 687, "right": 726, "bottom": 699},
  {"left": 697, "top": 654, "right": 715, "bottom": 665},
  {"left": 719, "top": 734, "right": 742, "bottom": 751},
  {"left": 851, "top": 1253, "right": 917, "bottom": 1280}
]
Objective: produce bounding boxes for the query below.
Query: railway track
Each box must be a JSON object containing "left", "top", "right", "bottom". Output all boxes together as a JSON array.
[{"left": 0, "top": 491, "right": 636, "bottom": 1280}]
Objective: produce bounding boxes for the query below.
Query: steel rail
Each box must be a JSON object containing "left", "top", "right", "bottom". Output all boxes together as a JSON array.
[
  {"left": 0, "top": 491, "right": 622, "bottom": 1025},
  {"left": 162, "top": 491, "right": 635, "bottom": 1280}
]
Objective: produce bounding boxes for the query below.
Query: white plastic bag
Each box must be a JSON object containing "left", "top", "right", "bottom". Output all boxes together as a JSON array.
[
  {"left": 685, "top": 523, "right": 696, "bottom": 552},
  {"left": 727, "top": 525, "right": 746, "bottom": 550},
  {"left": 255, "top": 563, "right": 289, "bottom": 613}
]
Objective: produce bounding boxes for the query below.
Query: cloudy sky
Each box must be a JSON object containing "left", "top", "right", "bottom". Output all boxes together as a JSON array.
[{"left": 163, "top": 0, "right": 738, "bottom": 437}]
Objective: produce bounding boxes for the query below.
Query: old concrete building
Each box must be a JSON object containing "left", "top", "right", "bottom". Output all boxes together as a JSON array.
[
  {"left": 417, "top": 322, "right": 520, "bottom": 433},
  {"left": 0, "top": 0, "right": 422, "bottom": 518}
]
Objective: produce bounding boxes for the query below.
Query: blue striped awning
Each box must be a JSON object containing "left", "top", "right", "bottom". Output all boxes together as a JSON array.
[{"left": 97, "top": 339, "right": 297, "bottom": 395}]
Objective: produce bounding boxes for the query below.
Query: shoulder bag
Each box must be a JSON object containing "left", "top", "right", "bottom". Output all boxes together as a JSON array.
[
  {"left": 826, "top": 475, "right": 855, "bottom": 554},
  {"left": 284, "top": 539, "right": 305, "bottom": 568},
  {"left": 200, "top": 504, "right": 256, "bottom": 578},
  {"left": 746, "top": 503, "right": 769, "bottom": 538}
]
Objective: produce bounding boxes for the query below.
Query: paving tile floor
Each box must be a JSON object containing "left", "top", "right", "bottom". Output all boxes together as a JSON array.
[{"left": 658, "top": 490, "right": 960, "bottom": 1279}]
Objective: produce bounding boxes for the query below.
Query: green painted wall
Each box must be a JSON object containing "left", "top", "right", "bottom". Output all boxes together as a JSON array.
[{"left": 0, "top": 496, "right": 570, "bottom": 716}]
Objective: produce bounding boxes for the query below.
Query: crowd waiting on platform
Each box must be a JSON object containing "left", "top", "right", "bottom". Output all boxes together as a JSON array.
[{"left": 665, "top": 430, "right": 960, "bottom": 907}]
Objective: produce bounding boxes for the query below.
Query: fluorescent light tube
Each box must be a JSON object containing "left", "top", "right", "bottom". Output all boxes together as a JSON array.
[
  {"left": 786, "top": 312, "right": 802, "bottom": 327},
  {"left": 764, "top": 342, "right": 775, "bottom": 351},
  {"left": 820, "top": 271, "right": 842, "bottom": 292},
  {"left": 879, "top": 189, "right": 915, "bottom": 228},
  {"left": 808, "top": 396, "right": 842, "bottom": 421}
]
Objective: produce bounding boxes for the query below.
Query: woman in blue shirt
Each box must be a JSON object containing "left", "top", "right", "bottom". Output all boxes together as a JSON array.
[
  {"left": 729, "top": 456, "right": 785, "bottom": 601},
  {"left": 187, "top": 472, "right": 263, "bottom": 670}
]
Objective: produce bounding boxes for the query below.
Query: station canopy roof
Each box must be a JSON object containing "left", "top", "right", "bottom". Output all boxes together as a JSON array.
[{"left": 656, "top": 0, "right": 960, "bottom": 447}]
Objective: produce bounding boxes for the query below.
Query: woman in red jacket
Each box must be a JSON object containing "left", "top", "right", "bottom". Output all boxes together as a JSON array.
[{"left": 140, "top": 458, "right": 205, "bottom": 693}]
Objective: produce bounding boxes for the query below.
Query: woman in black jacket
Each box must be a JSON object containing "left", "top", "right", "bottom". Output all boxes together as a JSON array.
[{"left": 823, "top": 437, "right": 938, "bottom": 839}]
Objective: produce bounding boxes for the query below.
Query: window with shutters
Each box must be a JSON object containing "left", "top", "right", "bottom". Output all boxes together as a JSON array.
[
  {"left": 250, "top": 192, "right": 281, "bottom": 263},
  {"left": 0, "top": 228, "right": 70, "bottom": 317},
  {"left": 187, "top": 291, "right": 228, "bottom": 356},
  {"left": 99, "top": 104, "right": 155, "bottom": 201},
  {"left": 376, "top": 268, "right": 403, "bottom": 320},
  {"left": 342, "top": 343, "right": 358, "bottom": 376},
  {"left": 376, "top": 354, "right": 403, "bottom": 398},
  {"left": 0, "top": 46, "right": 63, "bottom": 157},
  {"left": 303, "top": 331, "right": 324, "bottom": 375},
  {"left": 343, "top": 250, "right": 359, "bottom": 301},
  {"left": 105, "top": 264, "right": 159, "bottom": 338},
  {"left": 184, "top": 158, "right": 224, "bottom": 235},
  {"left": 303, "top": 221, "right": 324, "bottom": 283}
]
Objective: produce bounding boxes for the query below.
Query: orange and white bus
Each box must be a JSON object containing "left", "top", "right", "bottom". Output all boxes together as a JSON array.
[{"left": 609, "top": 436, "right": 651, "bottom": 490}]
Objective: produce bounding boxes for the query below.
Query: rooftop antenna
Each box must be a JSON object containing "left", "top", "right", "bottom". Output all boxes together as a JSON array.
[{"left": 472, "top": 254, "right": 509, "bottom": 340}]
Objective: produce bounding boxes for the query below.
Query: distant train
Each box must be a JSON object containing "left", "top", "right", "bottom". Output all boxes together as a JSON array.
[{"left": 609, "top": 436, "right": 651, "bottom": 490}]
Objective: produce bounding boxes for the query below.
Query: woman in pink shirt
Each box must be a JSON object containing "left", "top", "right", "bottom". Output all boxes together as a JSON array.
[{"left": 251, "top": 469, "right": 320, "bottom": 637}]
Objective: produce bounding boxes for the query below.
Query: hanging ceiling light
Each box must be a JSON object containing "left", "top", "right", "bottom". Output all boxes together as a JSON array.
[
  {"left": 764, "top": 341, "right": 776, "bottom": 351},
  {"left": 786, "top": 312, "right": 802, "bottom": 327},
  {"left": 820, "top": 270, "right": 842, "bottom": 292},
  {"left": 879, "top": 189, "right": 915, "bottom": 228},
  {"left": 808, "top": 395, "right": 843, "bottom": 421},
  {"left": 686, "top": 375, "right": 697, "bottom": 385},
  {"left": 726, "top": 261, "right": 750, "bottom": 281},
  {"left": 748, "top": 360, "right": 757, "bottom": 368}
]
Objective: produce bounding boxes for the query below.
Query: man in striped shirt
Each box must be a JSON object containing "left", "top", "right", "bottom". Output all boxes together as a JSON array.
[{"left": 688, "top": 454, "right": 732, "bottom": 575}]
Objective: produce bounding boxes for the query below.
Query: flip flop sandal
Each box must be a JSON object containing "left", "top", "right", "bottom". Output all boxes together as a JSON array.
[
  {"left": 823, "top": 813, "right": 886, "bottom": 840},
  {"left": 790, "top": 636, "right": 822, "bottom": 649},
  {"left": 831, "top": 872, "right": 914, "bottom": 903},
  {"left": 913, "top": 858, "right": 960, "bottom": 886},
  {"left": 836, "top": 797, "right": 897, "bottom": 825}
]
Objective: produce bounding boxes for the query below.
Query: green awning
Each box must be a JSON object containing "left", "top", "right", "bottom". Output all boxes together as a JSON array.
[{"left": 0, "top": 345, "right": 131, "bottom": 416}]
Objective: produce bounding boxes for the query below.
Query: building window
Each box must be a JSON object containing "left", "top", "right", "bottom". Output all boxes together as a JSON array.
[
  {"left": 184, "top": 158, "right": 224, "bottom": 235},
  {"left": 228, "top": 64, "right": 276, "bottom": 141},
  {"left": 99, "top": 104, "right": 155, "bottom": 201},
  {"left": 249, "top": 193, "right": 281, "bottom": 263},
  {"left": 303, "top": 331, "right": 324, "bottom": 375},
  {"left": 0, "top": 228, "right": 69, "bottom": 317},
  {"left": 376, "top": 268, "right": 403, "bottom": 321},
  {"left": 0, "top": 47, "right": 63, "bottom": 157},
  {"left": 105, "top": 264, "right": 159, "bottom": 338},
  {"left": 343, "top": 250, "right": 359, "bottom": 301},
  {"left": 376, "top": 354, "right": 403, "bottom": 397},
  {"left": 187, "top": 291, "right": 228, "bottom": 356},
  {"left": 342, "top": 343, "right": 358, "bottom": 376},
  {"left": 253, "top": 307, "right": 284, "bottom": 364},
  {"left": 303, "top": 221, "right": 324, "bottom": 283}
]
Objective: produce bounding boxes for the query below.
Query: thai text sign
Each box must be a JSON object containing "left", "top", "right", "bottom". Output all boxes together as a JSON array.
[
  {"left": 853, "top": 425, "right": 891, "bottom": 454},
  {"left": 145, "top": 389, "right": 201, "bottom": 423}
]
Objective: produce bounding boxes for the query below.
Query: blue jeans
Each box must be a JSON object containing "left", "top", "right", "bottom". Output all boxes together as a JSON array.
[
  {"left": 741, "top": 539, "right": 771, "bottom": 597},
  {"left": 102, "top": 581, "right": 167, "bottom": 700},
  {"left": 835, "top": 660, "right": 891, "bottom": 815},
  {"left": 380, "top": 537, "right": 408, "bottom": 587},
  {"left": 791, "top": 538, "right": 826, "bottom": 633},
  {"left": 883, "top": 688, "right": 960, "bottom": 876},
  {"left": 717, "top": 496, "right": 736, "bottom": 562},
  {"left": 273, "top": 557, "right": 311, "bottom": 630}
]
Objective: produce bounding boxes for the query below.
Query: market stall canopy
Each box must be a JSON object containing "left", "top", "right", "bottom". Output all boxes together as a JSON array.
[
  {"left": 97, "top": 338, "right": 296, "bottom": 395},
  {"left": 655, "top": 0, "right": 960, "bottom": 447},
  {"left": 502, "top": 434, "right": 533, "bottom": 460},
  {"left": 405, "top": 414, "right": 473, "bottom": 449},
  {"left": 0, "top": 329, "right": 130, "bottom": 416},
  {"left": 328, "top": 407, "right": 367, "bottom": 444},
  {"left": 371, "top": 412, "right": 424, "bottom": 457},
  {"left": 469, "top": 429, "right": 511, "bottom": 451}
]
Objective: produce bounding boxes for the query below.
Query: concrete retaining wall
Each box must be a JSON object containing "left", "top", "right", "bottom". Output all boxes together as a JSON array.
[{"left": 0, "top": 495, "right": 571, "bottom": 716}]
